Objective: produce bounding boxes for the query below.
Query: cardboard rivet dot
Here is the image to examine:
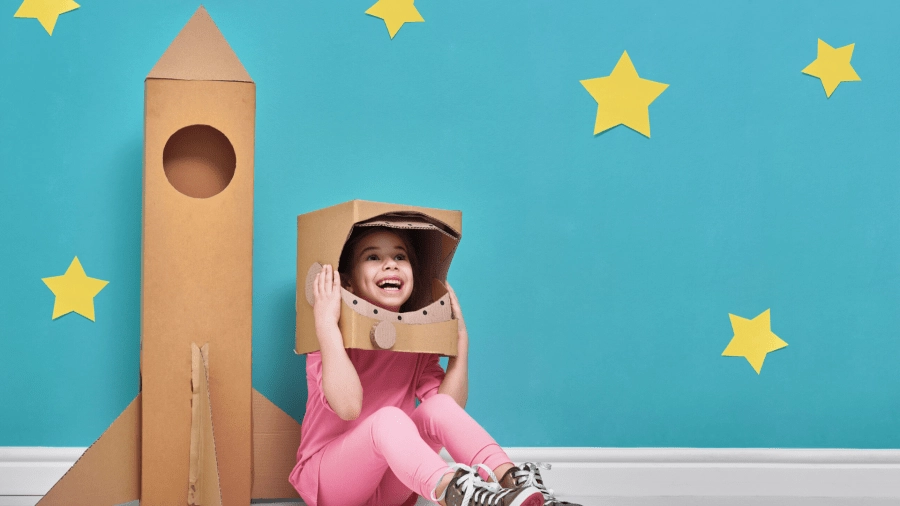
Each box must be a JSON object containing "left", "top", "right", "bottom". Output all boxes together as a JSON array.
[
  {"left": 373, "top": 309, "right": 378, "bottom": 314},
  {"left": 305, "top": 263, "right": 324, "bottom": 306},
  {"left": 440, "top": 301, "right": 445, "bottom": 305},
  {"left": 353, "top": 300, "right": 358, "bottom": 305},
  {"left": 371, "top": 321, "right": 397, "bottom": 349},
  {"left": 423, "top": 310, "right": 427, "bottom": 315},
  {"left": 397, "top": 315, "right": 402, "bottom": 320}
]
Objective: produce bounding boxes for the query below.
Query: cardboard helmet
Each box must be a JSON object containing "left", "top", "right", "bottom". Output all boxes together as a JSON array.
[{"left": 296, "top": 201, "right": 462, "bottom": 356}]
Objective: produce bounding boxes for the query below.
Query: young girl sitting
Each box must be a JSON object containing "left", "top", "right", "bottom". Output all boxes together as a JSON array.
[{"left": 288, "top": 227, "right": 568, "bottom": 506}]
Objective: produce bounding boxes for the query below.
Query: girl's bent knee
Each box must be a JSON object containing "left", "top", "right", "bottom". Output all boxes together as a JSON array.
[
  {"left": 369, "top": 406, "right": 413, "bottom": 431},
  {"left": 419, "top": 393, "right": 458, "bottom": 413},
  {"left": 414, "top": 394, "right": 462, "bottom": 426},
  {"left": 371, "top": 405, "right": 408, "bottom": 422},
  {"left": 369, "top": 406, "right": 416, "bottom": 450}
]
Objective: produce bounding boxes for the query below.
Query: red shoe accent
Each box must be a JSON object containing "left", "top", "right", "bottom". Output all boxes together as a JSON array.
[{"left": 522, "top": 492, "right": 545, "bottom": 506}]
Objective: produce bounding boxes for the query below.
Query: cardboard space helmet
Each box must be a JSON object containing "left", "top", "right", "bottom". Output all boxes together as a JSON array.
[{"left": 296, "top": 200, "right": 462, "bottom": 356}]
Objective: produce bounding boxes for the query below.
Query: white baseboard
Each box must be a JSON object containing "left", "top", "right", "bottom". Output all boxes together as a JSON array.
[
  {"left": 497, "top": 448, "right": 900, "bottom": 498},
  {"left": 0, "top": 447, "right": 86, "bottom": 497},
  {"left": 2, "top": 447, "right": 899, "bottom": 499}
]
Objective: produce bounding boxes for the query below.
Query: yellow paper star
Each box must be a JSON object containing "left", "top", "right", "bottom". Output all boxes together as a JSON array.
[
  {"left": 580, "top": 51, "right": 668, "bottom": 137},
  {"left": 801, "top": 39, "right": 860, "bottom": 98},
  {"left": 42, "top": 257, "right": 108, "bottom": 321},
  {"left": 365, "top": 0, "right": 423, "bottom": 39},
  {"left": 14, "top": 0, "right": 79, "bottom": 36},
  {"left": 722, "top": 309, "right": 788, "bottom": 374}
]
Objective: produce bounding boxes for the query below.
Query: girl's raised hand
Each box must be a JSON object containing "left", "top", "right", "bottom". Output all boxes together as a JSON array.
[
  {"left": 313, "top": 264, "right": 342, "bottom": 329},
  {"left": 445, "top": 282, "right": 468, "bottom": 342}
]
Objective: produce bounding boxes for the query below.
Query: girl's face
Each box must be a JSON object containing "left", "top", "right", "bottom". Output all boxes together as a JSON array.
[{"left": 347, "top": 230, "right": 414, "bottom": 312}]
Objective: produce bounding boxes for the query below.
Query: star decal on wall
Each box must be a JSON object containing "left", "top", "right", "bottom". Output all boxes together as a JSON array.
[
  {"left": 801, "top": 39, "right": 860, "bottom": 98},
  {"left": 580, "top": 51, "right": 668, "bottom": 137},
  {"left": 721, "top": 309, "right": 788, "bottom": 374},
  {"left": 42, "top": 256, "right": 108, "bottom": 321},
  {"left": 365, "top": 0, "right": 424, "bottom": 39},
  {"left": 14, "top": 0, "right": 80, "bottom": 36}
]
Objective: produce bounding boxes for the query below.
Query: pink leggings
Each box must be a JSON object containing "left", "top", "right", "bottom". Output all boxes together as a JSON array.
[{"left": 316, "top": 393, "right": 512, "bottom": 506}]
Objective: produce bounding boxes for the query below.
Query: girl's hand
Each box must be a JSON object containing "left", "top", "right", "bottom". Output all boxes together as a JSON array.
[
  {"left": 440, "top": 283, "right": 470, "bottom": 407},
  {"left": 313, "top": 264, "right": 342, "bottom": 331},
  {"left": 445, "top": 283, "right": 468, "bottom": 344}
]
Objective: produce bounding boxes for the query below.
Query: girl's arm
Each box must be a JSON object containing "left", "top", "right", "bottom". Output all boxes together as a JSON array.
[
  {"left": 438, "top": 283, "right": 469, "bottom": 408},
  {"left": 314, "top": 265, "right": 363, "bottom": 421}
]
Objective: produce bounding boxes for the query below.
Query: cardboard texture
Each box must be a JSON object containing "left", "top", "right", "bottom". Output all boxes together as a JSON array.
[
  {"left": 35, "top": 7, "right": 307, "bottom": 506},
  {"left": 189, "top": 343, "right": 224, "bottom": 506},
  {"left": 147, "top": 7, "right": 251, "bottom": 82},
  {"left": 296, "top": 200, "right": 462, "bottom": 356},
  {"left": 251, "top": 389, "right": 303, "bottom": 500},
  {"left": 36, "top": 394, "right": 141, "bottom": 506},
  {"left": 142, "top": 6, "right": 254, "bottom": 505}
]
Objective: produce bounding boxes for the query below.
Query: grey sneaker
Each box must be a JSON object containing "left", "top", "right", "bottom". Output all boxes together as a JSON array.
[
  {"left": 498, "top": 462, "right": 582, "bottom": 506},
  {"left": 443, "top": 463, "right": 545, "bottom": 506}
]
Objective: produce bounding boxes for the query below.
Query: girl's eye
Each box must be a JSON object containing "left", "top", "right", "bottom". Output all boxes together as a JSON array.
[
  {"left": 395, "top": 254, "right": 406, "bottom": 261},
  {"left": 366, "top": 254, "right": 379, "bottom": 261}
]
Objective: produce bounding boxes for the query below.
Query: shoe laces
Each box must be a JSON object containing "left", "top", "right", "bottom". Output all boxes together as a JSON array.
[
  {"left": 513, "top": 462, "right": 556, "bottom": 499},
  {"left": 449, "top": 463, "right": 514, "bottom": 506}
]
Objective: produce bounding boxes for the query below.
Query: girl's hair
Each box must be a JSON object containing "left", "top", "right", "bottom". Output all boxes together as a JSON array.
[{"left": 337, "top": 226, "right": 421, "bottom": 311}]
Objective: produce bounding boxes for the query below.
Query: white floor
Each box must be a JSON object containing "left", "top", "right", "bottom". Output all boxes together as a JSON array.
[
  {"left": 4, "top": 497, "right": 900, "bottom": 506},
  {"left": 4, "top": 447, "right": 899, "bottom": 505}
]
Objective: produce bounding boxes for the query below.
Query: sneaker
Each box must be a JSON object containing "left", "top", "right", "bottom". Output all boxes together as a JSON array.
[
  {"left": 498, "top": 462, "right": 582, "bottom": 506},
  {"left": 443, "top": 463, "right": 545, "bottom": 506}
]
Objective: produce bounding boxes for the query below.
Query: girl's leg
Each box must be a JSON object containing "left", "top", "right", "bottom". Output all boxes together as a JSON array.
[
  {"left": 368, "top": 469, "right": 422, "bottom": 506},
  {"left": 408, "top": 393, "right": 513, "bottom": 482},
  {"left": 317, "top": 406, "right": 452, "bottom": 506}
]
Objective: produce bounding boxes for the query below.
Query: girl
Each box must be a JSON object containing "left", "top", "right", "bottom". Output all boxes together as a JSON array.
[{"left": 289, "top": 227, "right": 553, "bottom": 506}]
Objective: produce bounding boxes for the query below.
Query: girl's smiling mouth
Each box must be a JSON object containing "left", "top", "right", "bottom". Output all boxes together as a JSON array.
[{"left": 376, "top": 277, "right": 404, "bottom": 292}]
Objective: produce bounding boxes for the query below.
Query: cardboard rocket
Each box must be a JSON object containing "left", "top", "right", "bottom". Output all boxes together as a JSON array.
[
  {"left": 296, "top": 200, "right": 463, "bottom": 356},
  {"left": 36, "top": 7, "right": 302, "bottom": 505}
]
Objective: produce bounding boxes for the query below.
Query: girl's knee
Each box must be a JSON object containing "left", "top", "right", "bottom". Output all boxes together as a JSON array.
[
  {"left": 371, "top": 405, "right": 409, "bottom": 423},
  {"left": 370, "top": 406, "right": 413, "bottom": 429},
  {"left": 417, "top": 393, "right": 459, "bottom": 417},
  {"left": 369, "top": 406, "right": 416, "bottom": 448}
]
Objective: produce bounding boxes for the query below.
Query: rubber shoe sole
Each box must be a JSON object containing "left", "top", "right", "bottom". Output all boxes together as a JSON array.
[{"left": 509, "top": 486, "right": 545, "bottom": 506}]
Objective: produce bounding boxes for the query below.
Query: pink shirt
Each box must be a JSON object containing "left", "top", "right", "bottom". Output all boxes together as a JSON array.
[{"left": 289, "top": 348, "right": 446, "bottom": 503}]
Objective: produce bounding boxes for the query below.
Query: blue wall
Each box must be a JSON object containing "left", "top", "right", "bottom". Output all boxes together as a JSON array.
[{"left": 1, "top": 0, "right": 898, "bottom": 448}]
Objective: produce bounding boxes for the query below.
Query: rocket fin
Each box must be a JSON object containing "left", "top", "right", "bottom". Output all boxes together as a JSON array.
[
  {"left": 251, "top": 388, "right": 302, "bottom": 500},
  {"left": 37, "top": 394, "right": 141, "bottom": 506}
]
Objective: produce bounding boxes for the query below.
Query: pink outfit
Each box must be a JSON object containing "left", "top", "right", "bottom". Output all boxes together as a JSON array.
[{"left": 290, "top": 349, "right": 511, "bottom": 506}]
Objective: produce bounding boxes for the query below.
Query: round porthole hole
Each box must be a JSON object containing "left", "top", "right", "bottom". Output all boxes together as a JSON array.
[{"left": 162, "top": 125, "right": 236, "bottom": 198}]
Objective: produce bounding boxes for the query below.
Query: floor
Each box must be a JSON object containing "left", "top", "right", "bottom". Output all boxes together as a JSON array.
[
  {"left": 4, "top": 496, "right": 900, "bottom": 506},
  {"left": 255, "top": 499, "right": 900, "bottom": 506},
  {"left": 244, "top": 499, "right": 899, "bottom": 506}
]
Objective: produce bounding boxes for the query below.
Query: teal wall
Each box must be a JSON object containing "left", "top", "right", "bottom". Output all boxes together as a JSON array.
[{"left": 1, "top": 0, "right": 898, "bottom": 448}]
